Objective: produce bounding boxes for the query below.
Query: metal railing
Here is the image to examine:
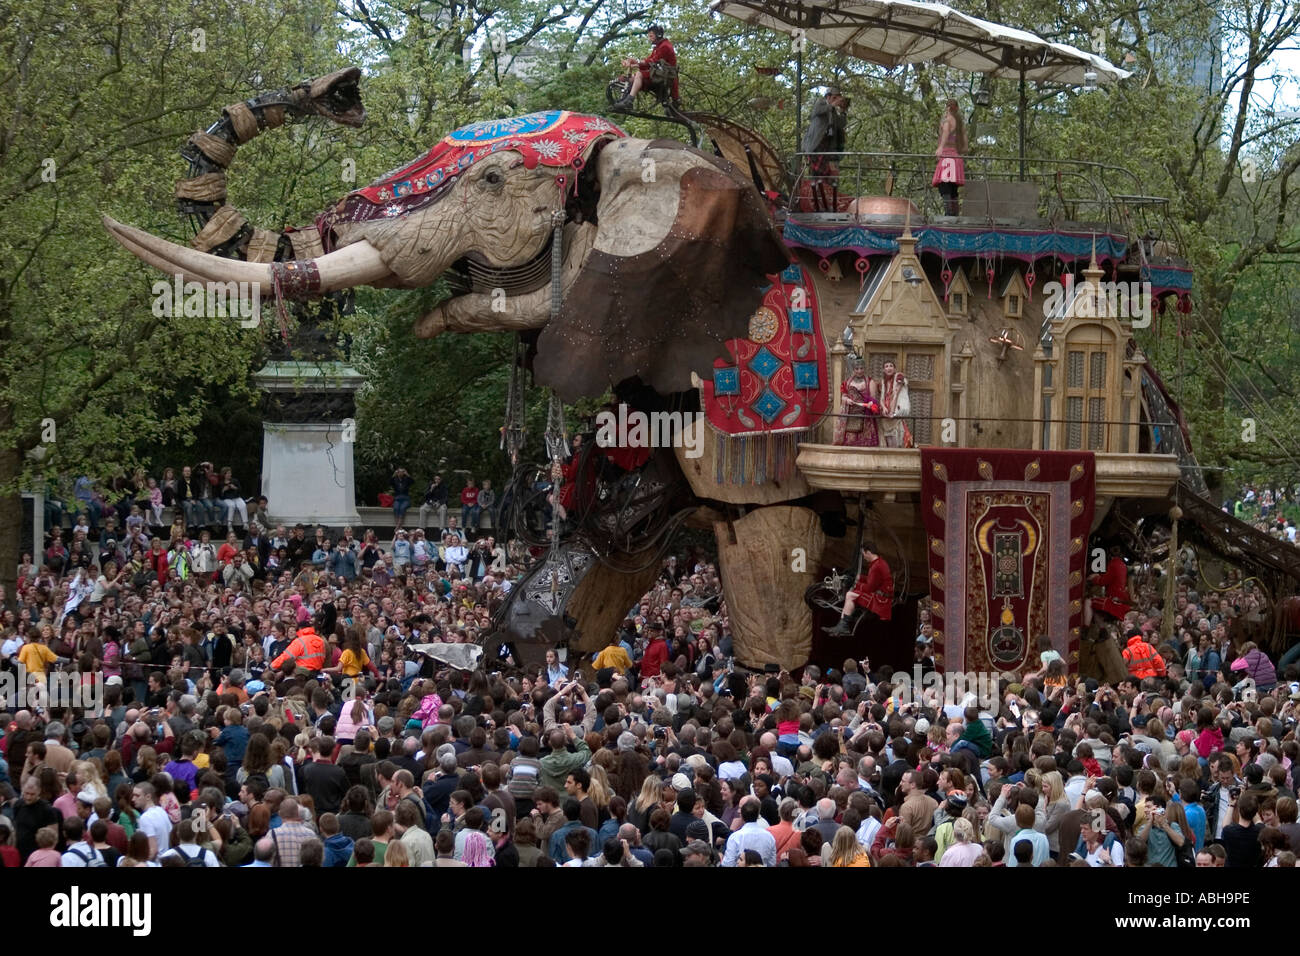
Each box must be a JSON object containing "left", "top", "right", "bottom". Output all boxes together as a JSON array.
[
  {"left": 813, "top": 410, "right": 1179, "bottom": 456},
  {"left": 789, "top": 151, "right": 1177, "bottom": 239}
]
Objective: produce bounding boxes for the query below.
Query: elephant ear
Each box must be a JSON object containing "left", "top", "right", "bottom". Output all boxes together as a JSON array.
[{"left": 534, "top": 139, "right": 790, "bottom": 402}]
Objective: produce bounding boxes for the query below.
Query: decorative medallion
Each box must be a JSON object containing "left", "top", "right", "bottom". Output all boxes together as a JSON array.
[{"left": 748, "top": 306, "right": 780, "bottom": 343}]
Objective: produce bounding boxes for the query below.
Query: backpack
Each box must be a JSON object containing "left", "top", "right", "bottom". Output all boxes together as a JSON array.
[
  {"left": 403, "top": 791, "right": 436, "bottom": 833},
  {"left": 1175, "top": 834, "right": 1196, "bottom": 869},
  {"left": 174, "top": 845, "right": 208, "bottom": 867},
  {"left": 68, "top": 844, "right": 108, "bottom": 868}
]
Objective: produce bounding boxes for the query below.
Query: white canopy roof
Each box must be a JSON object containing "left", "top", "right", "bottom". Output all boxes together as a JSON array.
[{"left": 710, "top": 0, "right": 1129, "bottom": 85}]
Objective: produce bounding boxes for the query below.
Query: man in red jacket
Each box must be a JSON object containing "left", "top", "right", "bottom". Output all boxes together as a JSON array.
[
  {"left": 615, "top": 25, "right": 679, "bottom": 109},
  {"left": 826, "top": 542, "right": 893, "bottom": 637},
  {"left": 639, "top": 621, "right": 670, "bottom": 686}
]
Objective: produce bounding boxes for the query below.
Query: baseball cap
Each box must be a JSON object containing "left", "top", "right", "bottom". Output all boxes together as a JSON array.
[
  {"left": 671, "top": 772, "right": 693, "bottom": 791},
  {"left": 77, "top": 787, "right": 99, "bottom": 805}
]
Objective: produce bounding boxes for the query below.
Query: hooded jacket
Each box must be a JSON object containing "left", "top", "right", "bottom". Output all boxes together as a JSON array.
[{"left": 1230, "top": 648, "right": 1277, "bottom": 691}]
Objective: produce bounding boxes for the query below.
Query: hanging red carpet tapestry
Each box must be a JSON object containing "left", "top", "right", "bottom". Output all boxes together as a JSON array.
[
  {"left": 700, "top": 263, "right": 830, "bottom": 484},
  {"left": 921, "top": 449, "right": 1094, "bottom": 676}
]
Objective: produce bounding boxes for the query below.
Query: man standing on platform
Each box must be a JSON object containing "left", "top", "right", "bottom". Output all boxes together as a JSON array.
[
  {"left": 826, "top": 542, "right": 893, "bottom": 637},
  {"left": 800, "top": 88, "right": 849, "bottom": 211}
]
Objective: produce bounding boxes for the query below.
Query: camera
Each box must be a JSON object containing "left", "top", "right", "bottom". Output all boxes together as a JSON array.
[
  {"left": 654, "top": 726, "right": 666, "bottom": 738},
  {"left": 1229, "top": 785, "right": 1242, "bottom": 799}
]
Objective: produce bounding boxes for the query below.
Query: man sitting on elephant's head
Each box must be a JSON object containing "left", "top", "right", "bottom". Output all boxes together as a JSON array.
[{"left": 615, "top": 25, "right": 679, "bottom": 110}]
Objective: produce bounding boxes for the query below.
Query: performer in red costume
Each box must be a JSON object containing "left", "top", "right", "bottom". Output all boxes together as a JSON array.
[
  {"left": 615, "top": 25, "right": 679, "bottom": 109},
  {"left": 1084, "top": 546, "right": 1132, "bottom": 627},
  {"left": 826, "top": 542, "right": 894, "bottom": 636}
]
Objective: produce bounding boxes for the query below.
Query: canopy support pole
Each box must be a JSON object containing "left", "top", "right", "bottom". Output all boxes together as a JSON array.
[
  {"left": 1018, "top": 62, "right": 1027, "bottom": 182},
  {"left": 795, "top": 47, "right": 804, "bottom": 157}
]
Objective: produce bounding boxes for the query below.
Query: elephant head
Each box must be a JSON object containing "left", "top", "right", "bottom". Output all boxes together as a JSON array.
[{"left": 106, "top": 85, "right": 789, "bottom": 401}]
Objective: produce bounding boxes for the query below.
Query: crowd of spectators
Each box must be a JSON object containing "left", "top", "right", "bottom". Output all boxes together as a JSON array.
[
  {"left": 1225, "top": 485, "right": 1299, "bottom": 543},
  {"left": 4, "top": 465, "right": 1300, "bottom": 869}
]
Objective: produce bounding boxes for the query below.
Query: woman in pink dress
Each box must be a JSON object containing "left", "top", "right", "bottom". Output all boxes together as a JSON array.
[
  {"left": 833, "top": 356, "right": 880, "bottom": 447},
  {"left": 932, "top": 99, "right": 966, "bottom": 216}
]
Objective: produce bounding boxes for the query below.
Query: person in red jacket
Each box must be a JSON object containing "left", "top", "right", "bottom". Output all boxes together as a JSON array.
[
  {"left": 639, "top": 621, "right": 670, "bottom": 685},
  {"left": 826, "top": 542, "right": 893, "bottom": 636},
  {"left": 460, "top": 479, "right": 481, "bottom": 535},
  {"left": 146, "top": 538, "right": 170, "bottom": 586},
  {"left": 1085, "top": 547, "right": 1131, "bottom": 626},
  {"left": 615, "top": 25, "right": 679, "bottom": 109}
]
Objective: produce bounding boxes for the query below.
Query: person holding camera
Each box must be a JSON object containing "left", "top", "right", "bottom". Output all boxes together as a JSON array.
[{"left": 1137, "top": 791, "right": 1185, "bottom": 867}]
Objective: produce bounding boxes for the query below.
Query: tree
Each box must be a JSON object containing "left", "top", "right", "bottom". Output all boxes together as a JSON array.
[{"left": 0, "top": 0, "right": 357, "bottom": 594}]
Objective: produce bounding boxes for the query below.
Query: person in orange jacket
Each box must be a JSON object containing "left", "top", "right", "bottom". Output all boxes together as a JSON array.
[
  {"left": 1121, "top": 626, "right": 1166, "bottom": 681},
  {"left": 826, "top": 542, "right": 893, "bottom": 636},
  {"left": 271, "top": 623, "right": 327, "bottom": 678}
]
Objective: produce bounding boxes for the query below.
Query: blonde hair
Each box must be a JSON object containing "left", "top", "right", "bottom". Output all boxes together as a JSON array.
[
  {"left": 383, "top": 840, "right": 410, "bottom": 867},
  {"left": 588, "top": 765, "right": 612, "bottom": 810},
  {"left": 1041, "top": 770, "right": 1065, "bottom": 804},
  {"left": 74, "top": 761, "right": 107, "bottom": 799},
  {"left": 828, "top": 826, "right": 868, "bottom": 867},
  {"left": 635, "top": 775, "right": 661, "bottom": 813},
  {"left": 953, "top": 817, "right": 976, "bottom": 843}
]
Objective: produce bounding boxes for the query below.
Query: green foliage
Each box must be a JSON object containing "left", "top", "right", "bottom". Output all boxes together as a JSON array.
[{"left": 0, "top": 0, "right": 358, "bottom": 494}]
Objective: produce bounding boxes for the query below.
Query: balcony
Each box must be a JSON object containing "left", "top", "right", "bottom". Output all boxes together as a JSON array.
[
  {"left": 796, "top": 406, "right": 1183, "bottom": 501},
  {"left": 796, "top": 445, "right": 1180, "bottom": 499}
]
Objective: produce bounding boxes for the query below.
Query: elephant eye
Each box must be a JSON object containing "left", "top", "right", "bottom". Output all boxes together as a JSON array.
[{"left": 484, "top": 169, "right": 503, "bottom": 186}]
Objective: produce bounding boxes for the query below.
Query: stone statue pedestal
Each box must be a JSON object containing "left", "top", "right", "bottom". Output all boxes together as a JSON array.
[{"left": 252, "top": 362, "right": 364, "bottom": 527}]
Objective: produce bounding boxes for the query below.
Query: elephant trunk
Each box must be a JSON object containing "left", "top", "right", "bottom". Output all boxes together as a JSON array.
[
  {"left": 176, "top": 67, "right": 365, "bottom": 263},
  {"left": 104, "top": 66, "right": 393, "bottom": 303}
]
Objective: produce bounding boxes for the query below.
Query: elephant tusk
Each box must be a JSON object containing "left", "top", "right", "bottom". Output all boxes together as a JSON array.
[{"left": 102, "top": 215, "right": 393, "bottom": 293}]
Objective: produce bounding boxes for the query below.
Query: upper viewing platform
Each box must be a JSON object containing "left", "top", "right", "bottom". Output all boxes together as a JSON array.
[{"left": 781, "top": 150, "right": 1192, "bottom": 297}]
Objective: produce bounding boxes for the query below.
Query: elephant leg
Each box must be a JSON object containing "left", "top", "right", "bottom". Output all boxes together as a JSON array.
[
  {"left": 714, "top": 505, "right": 827, "bottom": 672},
  {"left": 1095, "top": 633, "right": 1130, "bottom": 685},
  {"left": 566, "top": 558, "right": 661, "bottom": 657}
]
